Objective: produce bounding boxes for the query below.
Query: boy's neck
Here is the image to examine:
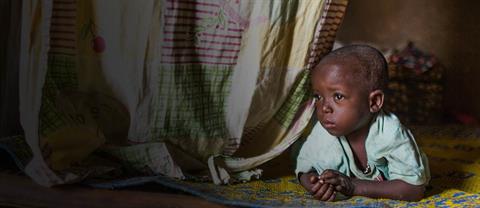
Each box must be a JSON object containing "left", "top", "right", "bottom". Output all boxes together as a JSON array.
[
  {"left": 345, "top": 125, "right": 368, "bottom": 144},
  {"left": 345, "top": 113, "right": 377, "bottom": 144}
]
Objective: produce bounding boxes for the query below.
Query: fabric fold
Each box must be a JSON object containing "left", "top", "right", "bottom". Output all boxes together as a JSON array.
[{"left": 19, "top": 0, "right": 348, "bottom": 186}]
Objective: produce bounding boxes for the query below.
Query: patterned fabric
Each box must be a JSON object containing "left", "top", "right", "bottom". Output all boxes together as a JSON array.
[
  {"left": 19, "top": 0, "right": 348, "bottom": 186},
  {"left": 0, "top": 136, "right": 32, "bottom": 170}
]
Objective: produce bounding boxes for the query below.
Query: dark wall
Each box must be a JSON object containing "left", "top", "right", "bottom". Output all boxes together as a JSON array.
[
  {"left": 336, "top": 0, "right": 480, "bottom": 121},
  {"left": 0, "top": 0, "right": 22, "bottom": 137}
]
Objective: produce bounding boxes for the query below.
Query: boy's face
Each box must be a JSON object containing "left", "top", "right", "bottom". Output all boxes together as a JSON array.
[{"left": 311, "top": 60, "right": 372, "bottom": 137}]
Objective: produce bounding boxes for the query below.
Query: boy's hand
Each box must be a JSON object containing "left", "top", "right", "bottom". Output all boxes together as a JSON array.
[
  {"left": 319, "top": 169, "right": 355, "bottom": 196},
  {"left": 311, "top": 181, "right": 336, "bottom": 201},
  {"left": 299, "top": 172, "right": 319, "bottom": 193},
  {"left": 299, "top": 172, "right": 336, "bottom": 201}
]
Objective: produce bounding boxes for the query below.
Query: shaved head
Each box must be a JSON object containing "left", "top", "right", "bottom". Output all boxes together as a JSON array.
[{"left": 313, "top": 45, "right": 388, "bottom": 92}]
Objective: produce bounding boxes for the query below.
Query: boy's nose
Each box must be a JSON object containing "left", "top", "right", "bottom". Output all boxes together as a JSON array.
[{"left": 321, "top": 102, "right": 333, "bottom": 113}]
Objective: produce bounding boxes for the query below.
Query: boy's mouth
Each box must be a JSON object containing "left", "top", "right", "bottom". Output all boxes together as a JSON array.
[{"left": 321, "top": 120, "right": 336, "bottom": 129}]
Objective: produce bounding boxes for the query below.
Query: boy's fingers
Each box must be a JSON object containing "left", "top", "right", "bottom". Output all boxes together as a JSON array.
[
  {"left": 323, "top": 177, "right": 340, "bottom": 185},
  {"left": 327, "top": 191, "right": 336, "bottom": 202},
  {"left": 335, "top": 184, "right": 344, "bottom": 192},
  {"left": 311, "top": 181, "right": 321, "bottom": 193},
  {"left": 321, "top": 170, "right": 337, "bottom": 178},
  {"left": 320, "top": 184, "right": 335, "bottom": 201},
  {"left": 313, "top": 183, "right": 329, "bottom": 200},
  {"left": 316, "top": 184, "right": 330, "bottom": 201},
  {"left": 313, "top": 190, "right": 323, "bottom": 200}
]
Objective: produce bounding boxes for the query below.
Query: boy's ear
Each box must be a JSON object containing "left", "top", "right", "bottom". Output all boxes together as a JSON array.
[{"left": 369, "top": 90, "right": 384, "bottom": 113}]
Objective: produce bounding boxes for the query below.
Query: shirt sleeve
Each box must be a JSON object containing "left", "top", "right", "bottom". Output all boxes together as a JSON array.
[
  {"left": 295, "top": 122, "right": 347, "bottom": 179},
  {"left": 295, "top": 134, "right": 316, "bottom": 179},
  {"left": 386, "top": 128, "right": 430, "bottom": 185}
]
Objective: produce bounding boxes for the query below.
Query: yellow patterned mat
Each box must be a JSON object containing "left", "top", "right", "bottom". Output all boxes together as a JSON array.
[
  {"left": 151, "top": 126, "right": 480, "bottom": 207},
  {"left": 153, "top": 175, "right": 480, "bottom": 207},
  {"left": 414, "top": 125, "right": 480, "bottom": 193},
  {"left": 3, "top": 125, "right": 480, "bottom": 207}
]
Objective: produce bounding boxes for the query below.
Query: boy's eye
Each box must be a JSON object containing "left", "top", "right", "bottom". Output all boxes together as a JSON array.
[
  {"left": 313, "top": 94, "right": 323, "bottom": 101},
  {"left": 334, "top": 93, "right": 344, "bottom": 101}
]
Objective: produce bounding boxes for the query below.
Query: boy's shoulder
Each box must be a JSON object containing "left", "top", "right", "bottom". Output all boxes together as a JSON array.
[
  {"left": 367, "top": 111, "right": 414, "bottom": 149},
  {"left": 375, "top": 111, "right": 403, "bottom": 130}
]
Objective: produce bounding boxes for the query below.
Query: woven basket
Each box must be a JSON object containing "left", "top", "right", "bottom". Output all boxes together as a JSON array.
[{"left": 385, "top": 62, "right": 444, "bottom": 124}]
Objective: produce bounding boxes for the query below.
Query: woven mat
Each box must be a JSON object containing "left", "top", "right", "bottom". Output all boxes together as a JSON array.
[
  {"left": 86, "top": 125, "right": 480, "bottom": 207},
  {"left": 2, "top": 125, "right": 480, "bottom": 207}
]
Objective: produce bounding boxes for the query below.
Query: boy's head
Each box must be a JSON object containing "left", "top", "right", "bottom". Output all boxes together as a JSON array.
[{"left": 311, "top": 45, "right": 388, "bottom": 137}]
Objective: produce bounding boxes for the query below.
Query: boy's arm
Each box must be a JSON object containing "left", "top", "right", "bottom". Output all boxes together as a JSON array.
[{"left": 352, "top": 179, "right": 425, "bottom": 201}]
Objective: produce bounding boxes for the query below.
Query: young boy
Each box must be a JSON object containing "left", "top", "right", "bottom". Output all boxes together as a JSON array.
[{"left": 296, "top": 45, "right": 430, "bottom": 201}]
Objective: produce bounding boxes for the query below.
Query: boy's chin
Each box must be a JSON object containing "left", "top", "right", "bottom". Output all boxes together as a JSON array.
[
  {"left": 320, "top": 123, "right": 347, "bottom": 137},
  {"left": 324, "top": 129, "right": 344, "bottom": 137}
]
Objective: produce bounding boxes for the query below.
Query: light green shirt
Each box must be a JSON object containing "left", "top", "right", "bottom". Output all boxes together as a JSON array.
[{"left": 295, "top": 111, "right": 430, "bottom": 185}]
